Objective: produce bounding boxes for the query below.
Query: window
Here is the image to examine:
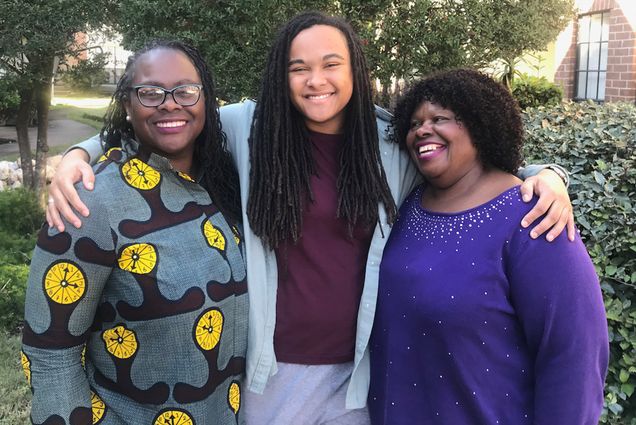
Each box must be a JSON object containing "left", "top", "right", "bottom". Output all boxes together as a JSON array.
[{"left": 576, "top": 12, "right": 609, "bottom": 101}]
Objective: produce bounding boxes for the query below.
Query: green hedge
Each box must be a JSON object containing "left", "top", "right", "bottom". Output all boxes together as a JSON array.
[
  {"left": 0, "top": 189, "right": 42, "bottom": 331},
  {"left": 513, "top": 75, "right": 563, "bottom": 109},
  {"left": 523, "top": 101, "right": 636, "bottom": 423}
]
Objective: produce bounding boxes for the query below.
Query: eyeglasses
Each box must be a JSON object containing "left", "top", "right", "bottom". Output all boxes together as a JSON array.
[{"left": 132, "top": 84, "right": 203, "bottom": 107}]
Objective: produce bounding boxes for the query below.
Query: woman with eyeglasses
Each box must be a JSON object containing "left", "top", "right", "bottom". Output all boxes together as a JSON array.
[
  {"left": 44, "top": 12, "right": 575, "bottom": 424},
  {"left": 21, "top": 40, "right": 248, "bottom": 424}
]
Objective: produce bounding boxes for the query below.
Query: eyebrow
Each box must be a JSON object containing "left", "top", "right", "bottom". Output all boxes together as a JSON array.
[
  {"left": 288, "top": 53, "right": 346, "bottom": 66},
  {"left": 135, "top": 79, "right": 200, "bottom": 87}
]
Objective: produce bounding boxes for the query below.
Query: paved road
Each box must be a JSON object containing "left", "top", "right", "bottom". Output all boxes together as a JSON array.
[{"left": 0, "top": 114, "right": 98, "bottom": 158}]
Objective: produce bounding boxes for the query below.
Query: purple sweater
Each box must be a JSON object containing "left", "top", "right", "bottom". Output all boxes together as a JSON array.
[{"left": 369, "top": 185, "right": 608, "bottom": 424}]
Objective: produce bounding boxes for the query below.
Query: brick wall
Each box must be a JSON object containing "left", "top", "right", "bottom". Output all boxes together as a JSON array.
[{"left": 555, "top": 0, "right": 635, "bottom": 102}]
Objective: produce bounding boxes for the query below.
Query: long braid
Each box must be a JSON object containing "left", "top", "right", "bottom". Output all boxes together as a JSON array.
[
  {"left": 247, "top": 11, "right": 397, "bottom": 249},
  {"left": 100, "top": 39, "right": 241, "bottom": 223}
]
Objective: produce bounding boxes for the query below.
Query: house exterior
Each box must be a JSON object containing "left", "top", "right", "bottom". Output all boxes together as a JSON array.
[{"left": 553, "top": 0, "right": 635, "bottom": 102}]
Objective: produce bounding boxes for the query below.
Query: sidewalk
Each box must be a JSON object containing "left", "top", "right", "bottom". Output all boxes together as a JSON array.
[
  {"left": 0, "top": 97, "right": 107, "bottom": 159},
  {"left": 0, "top": 115, "right": 98, "bottom": 158}
]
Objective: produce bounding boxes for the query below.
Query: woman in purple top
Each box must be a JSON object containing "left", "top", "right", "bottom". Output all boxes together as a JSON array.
[{"left": 368, "top": 69, "right": 609, "bottom": 424}]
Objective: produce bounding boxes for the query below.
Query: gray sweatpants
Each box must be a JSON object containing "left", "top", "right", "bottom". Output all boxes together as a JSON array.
[{"left": 243, "top": 362, "right": 371, "bottom": 425}]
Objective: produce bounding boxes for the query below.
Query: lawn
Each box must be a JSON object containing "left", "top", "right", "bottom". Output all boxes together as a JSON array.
[{"left": 0, "top": 331, "right": 30, "bottom": 424}]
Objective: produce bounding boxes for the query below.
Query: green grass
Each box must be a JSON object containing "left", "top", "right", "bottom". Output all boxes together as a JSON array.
[
  {"left": 51, "top": 103, "right": 107, "bottom": 131},
  {"left": 0, "top": 331, "right": 30, "bottom": 424}
]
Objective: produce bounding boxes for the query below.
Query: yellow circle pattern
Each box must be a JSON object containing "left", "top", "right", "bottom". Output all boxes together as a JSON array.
[
  {"left": 21, "top": 351, "right": 31, "bottom": 385},
  {"left": 98, "top": 147, "right": 122, "bottom": 163},
  {"left": 203, "top": 221, "right": 226, "bottom": 251},
  {"left": 121, "top": 158, "right": 161, "bottom": 190},
  {"left": 153, "top": 409, "right": 194, "bottom": 425},
  {"left": 102, "top": 325, "right": 138, "bottom": 359},
  {"left": 228, "top": 381, "right": 240, "bottom": 415},
  {"left": 118, "top": 243, "right": 157, "bottom": 274},
  {"left": 91, "top": 391, "right": 106, "bottom": 424},
  {"left": 194, "top": 309, "right": 224, "bottom": 351},
  {"left": 44, "top": 261, "right": 86, "bottom": 304}
]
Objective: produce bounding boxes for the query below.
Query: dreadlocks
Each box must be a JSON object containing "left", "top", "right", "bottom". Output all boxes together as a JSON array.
[
  {"left": 247, "top": 11, "right": 397, "bottom": 249},
  {"left": 100, "top": 39, "right": 242, "bottom": 223}
]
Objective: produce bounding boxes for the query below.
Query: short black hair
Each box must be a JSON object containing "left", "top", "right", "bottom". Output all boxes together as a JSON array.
[
  {"left": 100, "top": 39, "right": 241, "bottom": 222},
  {"left": 392, "top": 69, "right": 523, "bottom": 174}
]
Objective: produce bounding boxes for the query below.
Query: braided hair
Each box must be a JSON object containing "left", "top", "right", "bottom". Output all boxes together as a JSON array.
[
  {"left": 247, "top": 11, "right": 397, "bottom": 249},
  {"left": 100, "top": 39, "right": 242, "bottom": 222}
]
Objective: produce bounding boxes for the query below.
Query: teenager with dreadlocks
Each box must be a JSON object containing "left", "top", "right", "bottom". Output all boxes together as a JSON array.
[
  {"left": 46, "top": 11, "right": 574, "bottom": 424},
  {"left": 24, "top": 40, "right": 247, "bottom": 424}
]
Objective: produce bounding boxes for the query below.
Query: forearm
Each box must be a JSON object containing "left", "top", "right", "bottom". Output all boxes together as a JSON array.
[
  {"left": 65, "top": 134, "right": 103, "bottom": 165},
  {"left": 22, "top": 343, "right": 92, "bottom": 423},
  {"left": 518, "top": 163, "right": 569, "bottom": 187}
]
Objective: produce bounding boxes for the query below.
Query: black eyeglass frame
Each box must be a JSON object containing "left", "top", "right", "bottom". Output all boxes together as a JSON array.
[{"left": 131, "top": 84, "right": 204, "bottom": 108}]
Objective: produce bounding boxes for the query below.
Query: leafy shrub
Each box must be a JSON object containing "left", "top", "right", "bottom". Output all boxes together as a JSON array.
[
  {"left": 0, "top": 264, "right": 29, "bottom": 332},
  {"left": 523, "top": 101, "right": 636, "bottom": 423},
  {"left": 0, "top": 188, "right": 45, "bottom": 236},
  {"left": 513, "top": 75, "right": 563, "bottom": 109},
  {"left": 0, "top": 189, "right": 42, "bottom": 332},
  {"left": 0, "top": 75, "right": 20, "bottom": 121},
  {"left": 61, "top": 52, "right": 110, "bottom": 92}
]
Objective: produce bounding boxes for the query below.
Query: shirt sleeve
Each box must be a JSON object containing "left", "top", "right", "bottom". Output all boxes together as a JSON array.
[
  {"left": 22, "top": 184, "right": 115, "bottom": 424},
  {"left": 518, "top": 163, "right": 570, "bottom": 187},
  {"left": 505, "top": 227, "right": 609, "bottom": 424},
  {"left": 66, "top": 134, "right": 103, "bottom": 165}
]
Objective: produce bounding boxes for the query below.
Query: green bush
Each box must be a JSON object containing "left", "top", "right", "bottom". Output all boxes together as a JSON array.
[
  {"left": 0, "top": 264, "right": 29, "bottom": 332},
  {"left": 0, "top": 188, "right": 45, "bottom": 236},
  {"left": 0, "top": 75, "right": 20, "bottom": 122},
  {"left": 513, "top": 75, "right": 563, "bottom": 109},
  {"left": 0, "top": 189, "right": 42, "bottom": 332},
  {"left": 523, "top": 101, "right": 636, "bottom": 423},
  {"left": 61, "top": 52, "right": 110, "bottom": 92}
]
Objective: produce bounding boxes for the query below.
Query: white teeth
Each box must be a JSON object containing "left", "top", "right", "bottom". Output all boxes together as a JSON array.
[
  {"left": 156, "top": 121, "right": 186, "bottom": 128},
  {"left": 307, "top": 94, "right": 331, "bottom": 100},
  {"left": 418, "top": 144, "right": 441, "bottom": 155}
]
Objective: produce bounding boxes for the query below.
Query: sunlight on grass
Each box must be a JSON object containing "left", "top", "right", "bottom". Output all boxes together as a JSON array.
[{"left": 52, "top": 96, "right": 111, "bottom": 109}]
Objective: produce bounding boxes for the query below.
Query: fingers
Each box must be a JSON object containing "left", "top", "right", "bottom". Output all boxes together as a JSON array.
[
  {"left": 519, "top": 176, "right": 536, "bottom": 203},
  {"left": 542, "top": 206, "right": 568, "bottom": 242},
  {"left": 46, "top": 198, "right": 65, "bottom": 233},
  {"left": 80, "top": 162, "right": 95, "bottom": 191},
  {"left": 521, "top": 193, "right": 550, "bottom": 233},
  {"left": 566, "top": 210, "right": 576, "bottom": 242},
  {"left": 49, "top": 182, "right": 83, "bottom": 230}
]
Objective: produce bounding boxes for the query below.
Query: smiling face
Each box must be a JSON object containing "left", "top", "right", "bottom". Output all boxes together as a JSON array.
[
  {"left": 124, "top": 48, "right": 205, "bottom": 171},
  {"left": 287, "top": 24, "right": 354, "bottom": 134},
  {"left": 406, "top": 101, "right": 482, "bottom": 188}
]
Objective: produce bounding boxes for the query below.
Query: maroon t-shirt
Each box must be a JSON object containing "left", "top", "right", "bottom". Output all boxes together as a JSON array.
[{"left": 273, "top": 132, "right": 374, "bottom": 364}]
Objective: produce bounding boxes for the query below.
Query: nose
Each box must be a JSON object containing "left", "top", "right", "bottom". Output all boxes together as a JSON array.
[
  {"left": 158, "top": 92, "right": 183, "bottom": 111},
  {"left": 306, "top": 69, "right": 327, "bottom": 87},
  {"left": 414, "top": 120, "right": 433, "bottom": 137}
]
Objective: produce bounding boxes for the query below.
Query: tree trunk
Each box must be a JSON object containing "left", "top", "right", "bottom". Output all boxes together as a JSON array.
[
  {"left": 16, "top": 87, "right": 35, "bottom": 189},
  {"left": 34, "top": 62, "right": 54, "bottom": 207}
]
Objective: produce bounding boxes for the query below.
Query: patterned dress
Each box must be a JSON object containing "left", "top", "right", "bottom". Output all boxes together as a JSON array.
[{"left": 22, "top": 142, "right": 248, "bottom": 425}]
